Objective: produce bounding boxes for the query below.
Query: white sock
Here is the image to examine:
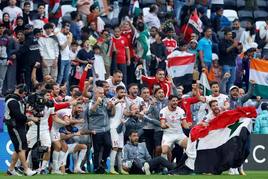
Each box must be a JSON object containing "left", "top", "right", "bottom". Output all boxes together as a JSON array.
[
  {"left": 59, "top": 151, "right": 66, "bottom": 167},
  {"left": 116, "top": 151, "right": 123, "bottom": 172},
  {"left": 52, "top": 151, "right": 60, "bottom": 171},
  {"left": 27, "top": 151, "right": 32, "bottom": 169},
  {"left": 75, "top": 149, "right": 87, "bottom": 170},
  {"left": 110, "top": 150, "right": 117, "bottom": 171},
  {"left": 161, "top": 154, "right": 168, "bottom": 160},
  {"left": 73, "top": 152, "right": 78, "bottom": 162},
  {"left": 41, "top": 160, "right": 48, "bottom": 170}
]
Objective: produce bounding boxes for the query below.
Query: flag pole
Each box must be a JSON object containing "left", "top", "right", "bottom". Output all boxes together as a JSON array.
[{"left": 183, "top": 14, "right": 192, "bottom": 37}]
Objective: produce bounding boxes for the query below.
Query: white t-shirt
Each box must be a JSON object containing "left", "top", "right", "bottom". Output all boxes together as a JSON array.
[
  {"left": 160, "top": 106, "right": 185, "bottom": 134},
  {"left": 110, "top": 97, "right": 126, "bottom": 129},
  {"left": 57, "top": 32, "right": 70, "bottom": 60},
  {"left": 106, "top": 78, "right": 126, "bottom": 94},
  {"left": 205, "top": 94, "right": 229, "bottom": 109},
  {"left": 125, "top": 96, "right": 144, "bottom": 110},
  {"left": 28, "top": 107, "right": 55, "bottom": 133},
  {"left": 53, "top": 108, "right": 72, "bottom": 130},
  {"left": 94, "top": 54, "right": 106, "bottom": 81},
  {"left": 3, "top": 6, "right": 23, "bottom": 22}
]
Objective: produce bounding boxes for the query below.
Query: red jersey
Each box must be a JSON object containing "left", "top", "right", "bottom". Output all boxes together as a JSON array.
[
  {"left": 141, "top": 76, "right": 171, "bottom": 97},
  {"left": 178, "top": 97, "right": 199, "bottom": 123},
  {"left": 121, "top": 30, "right": 135, "bottom": 58},
  {"left": 162, "top": 37, "right": 177, "bottom": 55},
  {"left": 112, "top": 36, "right": 128, "bottom": 64}
]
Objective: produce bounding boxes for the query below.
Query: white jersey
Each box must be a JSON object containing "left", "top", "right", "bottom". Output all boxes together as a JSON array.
[
  {"left": 106, "top": 78, "right": 126, "bottom": 94},
  {"left": 110, "top": 97, "right": 126, "bottom": 129},
  {"left": 125, "top": 96, "right": 144, "bottom": 110},
  {"left": 28, "top": 107, "right": 55, "bottom": 133},
  {"left": 160, "top": 106, "right": 185, "bottom": 134},
  {"left": 53, "top": 108, "right": 72, "bottom": 131},
  {"left": 205, "top": 94, "right": 229, "bottom": 109}
]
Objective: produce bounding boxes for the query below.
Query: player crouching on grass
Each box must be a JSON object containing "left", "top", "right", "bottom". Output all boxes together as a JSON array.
[
  {"left": 51, "top": 102, "right": 84, "bottom": 174},
  {"left": 122, "top": 130, "right": 175, "bottom": 175}
]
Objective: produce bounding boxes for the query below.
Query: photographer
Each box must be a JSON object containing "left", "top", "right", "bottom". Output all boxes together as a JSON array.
[
  {"left": 219, "top": 28, "right": 243, "bottom": 93},
  {"left": 26, "top": 89, "right": 56, "bottom": 174},
  {"left": 4, "top": 84, "right": 37, "bottom": 176}
]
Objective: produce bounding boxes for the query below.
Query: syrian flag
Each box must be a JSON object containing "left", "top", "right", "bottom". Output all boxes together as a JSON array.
[
  {"left": 188, "top": 9, "right": 203, "bottom": 34},
  {"left": 249, "top": 59, "right": 268, "bottom": 98},
  {"left": 199, "top": 73, "right": 211, "bottom": 96},
  {"left": 184, "top": 107, "right": 257, "bottom": 175},
  {"left": 167, "top": 52, "right": 195, "bottom": 86}
]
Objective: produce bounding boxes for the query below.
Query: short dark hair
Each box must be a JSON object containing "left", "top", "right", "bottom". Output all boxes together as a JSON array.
[
  {"left": 204, "top": 26, "right": 212, "bottom": 33},
  {"left": 129, "top": 130, "right": 138, "bottom": 136},
  {"left": 37, "top": 3, "right": 45, "bottom": 8},
  {"left": 127, "top": 83, "right": 138, "bottom": 91},
  {"left": 168, "top": 95, "right": 179, "bottom": 101},
  {"left": 210, "top": 81, "right": 219, "bottom": 87},
  {"left": 70, "top": 85, "right": 79, "bottom": 92},
  {"left": 209, "top": 100, "right": 218, "bottom": 107},
  {"left": 43, "top": 23, "right": 53, "bottom": 30},
  {"left": 116, "top": 85, "right": 125, "bottom": 92},
  {"left": 24, "top": 1, "right": 31, "bottom": 6},
  {"left": 95, "top": 80, "right": 108, "bottom": 87},
  {"left": 113, "top": 69, "right": 122, "bottom": 75},
  {"left": 90, "top": 4, "right": 98, "bottom": 12},
  {"left": 70, "top": 11, "right": 79, "bottom": 20}
]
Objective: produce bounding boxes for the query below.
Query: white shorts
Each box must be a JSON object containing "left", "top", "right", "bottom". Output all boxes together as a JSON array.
[
  {"left": 110, "top": 128, "right": 124, "bottom": 148},
  {"left": 27, "top": 131, "right": 51, "bottom": 148},
  {"left": 67, "top": 143, "right": 77, "bottom": 154},
  {"left": 50, "top": 130, "right": 61, "bottom": 142},
  {"left": 161, "top": 133, "right": 187, "bottom": 148}
]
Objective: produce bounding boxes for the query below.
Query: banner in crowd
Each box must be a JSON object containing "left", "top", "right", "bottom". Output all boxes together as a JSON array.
[
  {"left": 167, "top": 54, "right": 195, "bottom": 86},
  {"left": 250, "top": 59, "right": 268, "bottom": 98},
  {"left": 199, "top": 73, "right": 211, "bottom": 96}
]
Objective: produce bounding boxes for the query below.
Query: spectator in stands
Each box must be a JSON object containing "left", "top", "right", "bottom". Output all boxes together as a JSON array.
[
  {"left": 22, "top": 1, "right": 31, "bottom": 25},
  {"left": 197, "top": 6, "right": 211, "bottom": 29},
  {"left": 30, "top": 3, "right": 48, "bottom": 28},
  {"left": 1, "top": 12, "right": 12, "bottom": 30},
  {"left": 259, "top": 17, "right": 268, "bottom": 58},
  {"left": 232, "top": 19, "right": 245, "bottom": 42},
  {"left": 70, "top": 11, "right": 82, "bottom": 42},
  {"left": 198, "top": 27, "right": 213, "bottom": 71},
  {"left": 0, "top": 24, "right": 9, "bottom": 96},
  {"left": 219, "top": 28, "right": 242, "bottom": 93},
  {"left": 144, "top": 4, "right": 161, "bottom": 29},
  {"left": 254, "top": 102, "right": 268, "bottom": 134},
  {"left": 77, "top": 0, "right": 91, "bottom": 16},
  {"left": 38, "top": 23, "right": 60, "bottom": 81},
  {"left": 13, "top": 16, "right": 25, "bottom": 34},
  {"left": 240, "top": 20, "right": 256, "bottom": 52},
  {"left": 3, "top": 0, "right": 22, "bottom": 22},
  {"left": 57, "top": 22, "right": 73, "bottom": 85},
  {"left": 212, "top": 7, "right": 231, "bottom": 34}
]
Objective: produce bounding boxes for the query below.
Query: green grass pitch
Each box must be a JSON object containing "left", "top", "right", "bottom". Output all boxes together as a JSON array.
[{"left": 0, "top": 171, "right": 268, "bottom": 179}]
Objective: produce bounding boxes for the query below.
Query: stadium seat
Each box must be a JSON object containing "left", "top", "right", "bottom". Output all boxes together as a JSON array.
[
  {"left": 140, "top": 0, "right": 156, "bottom": 8},
  {"left": 236, "top": 0, "right": 246, "bottom": 10},
  {"left": 254, "top": 10, "right": 268, "bottom": 22},
  {"left": 238, "top": 10, "right": 253, "bottom": 21},
  {"left": 61, "top": 5, "right": 77, "bottom": 17},
  {"left": 224, "top": 0, "right": 237, "bottom": 10},
  {"left": 256, "top": 0, "right": 267, "bottom": 10},
  {"left": 223, "top": 9, "right": 238, "bottom": 22},
  {"left": 61, "top": 0, "right": 73, "bottom": 5},
  {"left": 255, "top": 21, "right": 266, "bottom": 30}
]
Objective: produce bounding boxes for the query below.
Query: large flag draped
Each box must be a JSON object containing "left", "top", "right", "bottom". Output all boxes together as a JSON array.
[
  {"left": 167, "top": 52, "right": 195, "bottom": 86},
  {"left": 184, "top": 107, "right": 257, "bottom": 174},
  {"left": 249, "top": 59, "right": 268, "bottom": 98}
]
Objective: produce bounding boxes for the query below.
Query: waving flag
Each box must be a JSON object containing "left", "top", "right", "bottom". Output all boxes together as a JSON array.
[
  {"left": 249, "top": 59, "right": 268, "bottom": 98},
  {"left": 188, "top": 9, "right": 203, "bottom": 33},
  {"left": 167, "top": 52, "right": 195, "bottom": 86},
  {"left": 199, "top": 73, "right": 211, "bottom": 96},
  {"left": 183, "top": 107, "right": 256, "bottom": 175}
]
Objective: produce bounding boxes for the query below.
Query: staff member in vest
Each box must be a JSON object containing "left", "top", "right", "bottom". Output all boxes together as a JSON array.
[{"left": 4, "top": 84, "right": 38, "bottom": 176}]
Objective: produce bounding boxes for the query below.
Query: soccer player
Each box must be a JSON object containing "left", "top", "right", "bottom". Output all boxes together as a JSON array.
[{"left": 160, "top": 95, "right": 191, "bottom": 161}]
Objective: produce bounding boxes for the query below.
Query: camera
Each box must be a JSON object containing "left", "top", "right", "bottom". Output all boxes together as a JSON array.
[{"left": 27, "top": 93, "right": 54, "bottom": 117}]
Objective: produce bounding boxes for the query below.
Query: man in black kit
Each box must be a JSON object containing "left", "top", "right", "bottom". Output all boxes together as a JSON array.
[{"left": 4, "top": 84, "right": 38, "bottom": 176}]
